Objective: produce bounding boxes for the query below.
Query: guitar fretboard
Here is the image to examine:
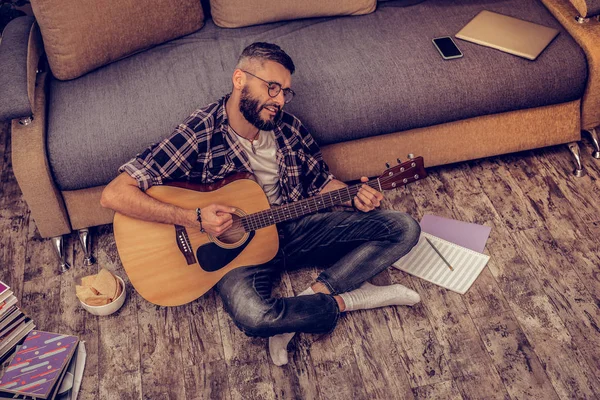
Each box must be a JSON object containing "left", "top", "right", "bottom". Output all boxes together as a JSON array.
[{"left": 240, "top": 179, "right": 382, "bottom": 232}]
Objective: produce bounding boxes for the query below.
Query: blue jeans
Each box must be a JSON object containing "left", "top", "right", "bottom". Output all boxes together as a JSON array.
[{"left": 215, "top": 209, "right": 421, "bottom": 337}]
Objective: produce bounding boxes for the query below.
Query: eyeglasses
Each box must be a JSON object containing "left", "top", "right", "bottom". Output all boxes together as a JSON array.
[{"left": 242, "top": 70, "right": 296, "bottom": 104}]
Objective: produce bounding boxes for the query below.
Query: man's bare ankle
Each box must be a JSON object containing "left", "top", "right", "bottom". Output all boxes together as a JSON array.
[
  {"left": 311, "top": 282, "right": 330, "bottom": 294},
  {"left": 334, "top": 295, "right": 346, "bottom": 312},
  {"left": 311, "top": 282, "right": 346, "bottom": 312}
]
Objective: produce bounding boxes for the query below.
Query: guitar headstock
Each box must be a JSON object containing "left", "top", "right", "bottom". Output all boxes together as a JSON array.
[{"left": 377, "top": 155, "right": 427, "bottom": 190}]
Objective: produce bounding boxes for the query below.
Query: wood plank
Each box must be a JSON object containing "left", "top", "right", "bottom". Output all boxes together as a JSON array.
[
  {"left": 20, "top": 274, "right": 61, "bottom": 334},
  {"left": 345, "top": 308, "right": 415, "bottom": 399},
  {"left": 269, "top": 270, "right": 322, "bottom": 400},
  {"left": 469, "top": 151, "right": 600, "bottom": 305},
  {"left": 504, "top": 152, "right": 600, "bottom": 316},
  {"left": 95, "top": 225, "right": 143, "bottom": 400},
  {"left": 473, "top": 312, "right": 560, "bottom": 400},
  {"left": 381, "top": 179, "right": 457, "bottom": 390},
  {"left": 216, "top": 288, "right": 276, "bottom": 400},
  {"left": 409, "top": 164, "right": 551, "bottom": 399},
  {"left": 22, "top": 214, "right": 63, "bottom": 283},
  {"left": 468, "top": 157, "right": 543, "bottom": 232},
  {"left": 284, "top": 267, "right": 368, "bottom": 400},
  {"left": 58, "top": 244, "right": 100, "bottom": 400},
  {"left": 527, "top": 150, "right": 600, "bottom": 302},
  {"left": 434, "top": 160, "right": 600, "bottom": 399},
  {"left": 183, "top": 359, "right": 230, "bottom": 400},
  {"left": 0, "top": 123, "right": 28, "bottom": 302},
  {"left": 137, "top": 304, "right": 187, "bottom": 399},
  {"left": 514, "top": 227, "right": 600, "bottom": 382},
  {"left": 383, "top": 269, "right": 452, "bottom": 388},
  {"left": 412, "top": 380, "right": 464, "bottom": 400},
  {"left": 412, "top": 277, "right": 510, "bottom": 400},
  {"left": 20, "top": 222, "right": 68, "bottom": 333},
  {"left": 486, "top": 224, "right": 600, "bottom": 399},
  {"left": 535, "top": 145, "right": 600, "bottom": 225},
  {"left": 177, "top": 290, "right": 231, "bottom": 400}
]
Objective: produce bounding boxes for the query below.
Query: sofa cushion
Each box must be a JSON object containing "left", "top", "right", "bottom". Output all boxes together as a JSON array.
[
  {"left": 47, "top": 0, "right": 587, "bottom": 191},
  {"left": 568, "top": 0, "right": 600, "bottom": 17},
  {"left": 210, "top": 0, "right": 376, "bottom": 28},
  {"left": 30, "top": 0, "right": 205, "bottom": 80}
]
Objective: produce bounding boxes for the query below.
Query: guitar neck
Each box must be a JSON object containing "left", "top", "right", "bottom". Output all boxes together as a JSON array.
[{"left": 240, "top": 179, "right": 382, "bottom": 232}]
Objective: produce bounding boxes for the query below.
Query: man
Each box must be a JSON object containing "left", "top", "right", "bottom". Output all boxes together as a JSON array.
[{"left": 101, "top": 42, "right": 421, "bottom": 366}]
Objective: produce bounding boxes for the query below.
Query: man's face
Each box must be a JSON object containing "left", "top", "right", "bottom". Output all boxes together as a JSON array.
[{"left": 238, "top": 61, "right": 292, "bottom": 131}]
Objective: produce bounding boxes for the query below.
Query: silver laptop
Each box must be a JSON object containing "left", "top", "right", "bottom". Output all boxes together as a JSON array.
[{"left": 455, "top": 10, "right": 559, "bottom": 60}]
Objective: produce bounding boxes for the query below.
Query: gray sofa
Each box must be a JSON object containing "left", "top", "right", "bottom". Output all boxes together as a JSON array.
[{"left": 1, "top": 0, "right": 599, "bottom": 271}]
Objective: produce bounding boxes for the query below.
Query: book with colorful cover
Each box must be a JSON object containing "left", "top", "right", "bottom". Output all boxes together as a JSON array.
[
  {"left": 0, "top": 283, "right": 8, "bottom": 298},
  {"left": 0, "top": 331, "right": 78, "bottom": 399}
]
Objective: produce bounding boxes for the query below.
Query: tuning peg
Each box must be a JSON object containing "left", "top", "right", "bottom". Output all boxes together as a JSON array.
[
  {"left": 407, "top": 153, "right": 415, "bottom": 160},
  {"left": 397, "top": 158, "right": 402, "bottom": 164},
  {"left": 386, "top": 162, "right": 391, "bottom": 168}
]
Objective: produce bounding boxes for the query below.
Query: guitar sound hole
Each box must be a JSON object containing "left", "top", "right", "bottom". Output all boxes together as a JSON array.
[{"left": 216, "top": 214, "right": 246, "bottom": 245}]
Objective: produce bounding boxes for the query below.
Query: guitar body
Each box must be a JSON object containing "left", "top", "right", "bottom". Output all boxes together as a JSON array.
[{"left": 113, "top": 175, "right": 279, "bottom": 306}]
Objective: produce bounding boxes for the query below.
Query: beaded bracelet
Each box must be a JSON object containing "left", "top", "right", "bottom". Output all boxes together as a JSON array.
[{"left": 196, "top": 207, "right": 205, "bottom": 233}]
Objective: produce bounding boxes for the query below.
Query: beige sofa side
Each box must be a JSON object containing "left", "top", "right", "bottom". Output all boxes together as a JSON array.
[
  {"left": 11, "top": 70, "right": 71, "bottom": 238},
  {"left": 542, "top": 0, "right": 600, "bottom": 130}
]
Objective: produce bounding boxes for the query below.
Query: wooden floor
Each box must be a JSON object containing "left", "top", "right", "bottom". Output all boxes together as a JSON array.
[{"left": 2, "top": 120, "right": 600, "bottom": 400}]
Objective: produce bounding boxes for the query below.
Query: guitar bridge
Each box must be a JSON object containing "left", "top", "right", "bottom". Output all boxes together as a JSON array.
[{"left": 174, "top": 225, "right": 197, "bottom": 265}]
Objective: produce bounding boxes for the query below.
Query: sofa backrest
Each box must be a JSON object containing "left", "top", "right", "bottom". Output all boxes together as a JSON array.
[
  {"left": 30, "top": 0, "right": 205, "bottom": 80},
  {"left": 209, "top": 0, "right": 376, "bottom": 28}
]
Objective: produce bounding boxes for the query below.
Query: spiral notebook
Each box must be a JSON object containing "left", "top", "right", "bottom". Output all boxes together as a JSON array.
[{"left": 392, "top": 232, "right": 490, "bottom": 294}]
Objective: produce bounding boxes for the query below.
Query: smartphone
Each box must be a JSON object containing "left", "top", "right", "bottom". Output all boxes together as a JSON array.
[{"left": 432, "top": 37, "right": 463, "bottom": 60}]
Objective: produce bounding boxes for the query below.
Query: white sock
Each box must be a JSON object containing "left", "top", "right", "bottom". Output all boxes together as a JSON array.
[
  {"left": 268, "top": 287, "right": 315, "bottom": 367},
  {"left": 339, "top": 281, "right": 420, "bottom": 312}
]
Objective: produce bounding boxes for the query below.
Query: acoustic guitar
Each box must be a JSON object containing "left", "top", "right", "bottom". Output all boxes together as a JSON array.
[{"left": 113, "top": 156, "right": 426, "bottom": 306}]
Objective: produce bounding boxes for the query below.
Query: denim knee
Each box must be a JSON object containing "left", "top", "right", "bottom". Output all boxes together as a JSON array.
[
  {"left": 229, "top": 298, "right": 284, "bottom": 338},
  {"left": 385, "top": 211, "right": 421, "bottom": 246}
]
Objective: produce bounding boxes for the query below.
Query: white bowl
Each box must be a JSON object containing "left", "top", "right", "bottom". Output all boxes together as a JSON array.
[{"left": 79, "top": 275, "right": 127, "bottom": 316}]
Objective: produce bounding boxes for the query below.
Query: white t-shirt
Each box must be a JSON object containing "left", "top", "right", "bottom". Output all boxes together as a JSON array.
[{"left": 235, "top": 130, "right": 283, "bottom": 205}]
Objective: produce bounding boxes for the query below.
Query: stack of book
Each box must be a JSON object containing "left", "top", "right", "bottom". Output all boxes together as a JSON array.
[{"left": 0, "top": 281, "right": 35, "bottom": 362}]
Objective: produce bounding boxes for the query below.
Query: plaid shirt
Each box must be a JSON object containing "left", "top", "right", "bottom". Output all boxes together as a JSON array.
[{"left": 119, "top": 95, "right": 334, "bottom": 204}]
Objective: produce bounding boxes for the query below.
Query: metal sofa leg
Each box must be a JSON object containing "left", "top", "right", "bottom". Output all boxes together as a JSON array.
[
  {"left": 567, "top": 142, "right": 585, "bottom": 177},
  {"left": 51, "top": 235, "right": 71, "bottom": 273},
  {"left": 78, "top": 228, "right": 96, "bottom": 266},
  {"left": 583, "top": 127, "right": 600, "bottom": 159}
]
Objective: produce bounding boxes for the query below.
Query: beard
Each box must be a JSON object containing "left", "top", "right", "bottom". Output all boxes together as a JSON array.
[{"left": 239, "top": 86, "right": 282, "bottom": 131}]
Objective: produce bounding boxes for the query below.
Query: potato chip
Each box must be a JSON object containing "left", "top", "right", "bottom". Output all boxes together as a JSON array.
[
  {"left": 76, "top": 286, "right": 98, "bottom": 303},
  {"left": 81, "top": 274, "right": 97, "bottom": 287},
  {"left": 92, "top": 268, "right": 117, "bottom": 297},
  {"left": 84, "top": 294, "right": 111, "bottom": 306}
]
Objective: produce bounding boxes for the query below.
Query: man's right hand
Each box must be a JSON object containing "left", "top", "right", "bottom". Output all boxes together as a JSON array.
[{"left": 197, "top": 204, "right": 237, "bottom": 236}]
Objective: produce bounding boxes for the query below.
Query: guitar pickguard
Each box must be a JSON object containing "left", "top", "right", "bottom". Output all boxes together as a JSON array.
[{"left": 196, "top": 231, "right": 256, "bottom": 272}]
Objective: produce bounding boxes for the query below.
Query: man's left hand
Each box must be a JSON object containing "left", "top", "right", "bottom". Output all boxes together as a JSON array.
[{"left": 353, "top": 176, "right": 384, "bottom": 212}]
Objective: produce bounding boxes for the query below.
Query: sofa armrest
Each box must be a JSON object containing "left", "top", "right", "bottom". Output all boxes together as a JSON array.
[
  {"left": 542, "top": 0, "right": 600, "bottom": 130},
  {"left": 0, "top": 16, "right": 44, "bottom": 122},
  {"left": 568, "top": 0, "right": 600, "bottom": 18},
  {"left": 11, "top": 70, "right": 72, "bottom": 238}
]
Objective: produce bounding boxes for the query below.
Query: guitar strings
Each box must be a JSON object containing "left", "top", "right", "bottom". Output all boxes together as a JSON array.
[{"left": 220, "top": 169, "right": 421, "bottom": 233}]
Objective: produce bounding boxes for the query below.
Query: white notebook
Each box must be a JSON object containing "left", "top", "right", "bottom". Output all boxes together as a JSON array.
[{"left": 392, "top": 232, "right": 490, "bottom": 294}]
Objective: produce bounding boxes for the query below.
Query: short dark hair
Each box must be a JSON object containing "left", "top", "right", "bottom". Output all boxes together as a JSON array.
[{"left": 237, "top": 42, "right": 295, "bottom": 74}]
